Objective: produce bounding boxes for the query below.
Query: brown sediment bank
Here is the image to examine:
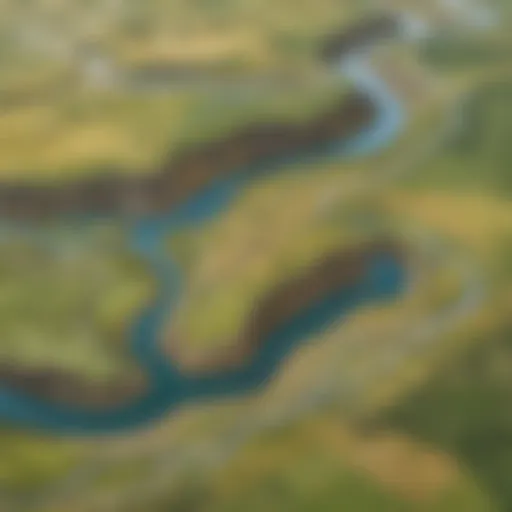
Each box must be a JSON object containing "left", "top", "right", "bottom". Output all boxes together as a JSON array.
[
  {"left": 0, "top": 13, "right": 403, "bottom": 222},
  {"left": 0, "top": 363, "right": 146, "bottom": 408},
  {"left": 167, "top": 239, "right": 405, "bottom": 374},
  {"left": 0, "top": 93, "right": 374, "bottom": 221}
]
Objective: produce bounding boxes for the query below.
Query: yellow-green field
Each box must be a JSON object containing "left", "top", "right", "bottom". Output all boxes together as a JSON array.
[
  {"left": 0, "top": 0, "right": 365, "bottom": 72},
  {"left": 0, "top": 225, "right": 152, "bottom": 383},
  {"left": 1, "top": 0, "right": 358, "bottom": 181},
  {"left": 0, "top": 81, "right": 343, "bottom": 181}
]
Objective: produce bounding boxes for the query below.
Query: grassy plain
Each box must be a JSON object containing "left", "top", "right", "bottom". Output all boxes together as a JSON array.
[
  {"left": 0, "top": 0, "right": 355, "bottom": 180},
  {"left": 0, "top": 81, "right": 343, "bottom": 181},
  {"left": 0, "top": 225, "right": 152, "bottom": 383},
  {"left": 0, "top": 0, "right": 365, "bottom": 72}
]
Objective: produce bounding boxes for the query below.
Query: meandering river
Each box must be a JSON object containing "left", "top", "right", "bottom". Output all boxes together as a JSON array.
[{"left": 0, "top": 50, "right": 406, "bottom": 434}]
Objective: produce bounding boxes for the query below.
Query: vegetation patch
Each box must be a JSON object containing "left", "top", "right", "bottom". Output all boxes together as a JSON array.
[{"left": 0, "top": 224, "right": 152, "bottom": 384}]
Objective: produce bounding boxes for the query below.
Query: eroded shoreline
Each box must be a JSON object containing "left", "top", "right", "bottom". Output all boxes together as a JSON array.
[
  {"left": 168, "top": 240, "right": 406, "bottom": 374},
  {"left": 0, "top": 93, "right": 373, "bottom": 220}
]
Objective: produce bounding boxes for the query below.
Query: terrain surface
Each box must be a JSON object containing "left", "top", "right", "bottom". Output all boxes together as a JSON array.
[{"left": 0, "top": 0, "right": 511, "bottom": 511}]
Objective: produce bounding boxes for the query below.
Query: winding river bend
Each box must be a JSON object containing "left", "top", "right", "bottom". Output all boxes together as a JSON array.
[{"left": 0, "top": 49, "right": 406, "bottom": 434}]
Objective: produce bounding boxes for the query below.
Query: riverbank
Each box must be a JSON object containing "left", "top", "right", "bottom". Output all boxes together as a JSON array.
[
  {"left": 0, "top": 364, "right": 146, "bottom": 409},
  {"left": 0, "top": 226, "right": 154, "bottom": 408},
  {"left": 167, "top": 239, "right": 406, "bottom": 373},
  {"left": 0, "top": 92, "right": 373, "bottom": 220}
]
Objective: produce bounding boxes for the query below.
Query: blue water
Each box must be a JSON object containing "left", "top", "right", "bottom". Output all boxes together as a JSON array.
[{"left": 0, "top": 54, "right": 406, "bottom": 434}]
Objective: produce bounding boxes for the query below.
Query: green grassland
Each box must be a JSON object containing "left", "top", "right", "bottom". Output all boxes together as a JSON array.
[
  {"left": 0, "top": 225, "right": 152, "bottom": 383},
  {"left": 110, "top": 0, "right": 365, "bottom": 71},
  {"left": 0, "top": 79, "right": 344, "bottom": 181},
  {"left": 0, "top": 0, "right": 352, "bottom": 181},
  {"left": 142, "top": 412, "right": 493, "bottom": 512},
  {"left": 406, "top": 81, "right": 512, "bottom": 196},
  {"left": 373, "top": 319, "right": 512, "bottom": 511},
  {"left": 0, "top": 0, "right": 366, "bottom": 72},
  {"left": 0, "top": 429, "right": 84, "bottom": 496},
  {"left": 361, "top": 5, "right": 512, "bottom": 507}
]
